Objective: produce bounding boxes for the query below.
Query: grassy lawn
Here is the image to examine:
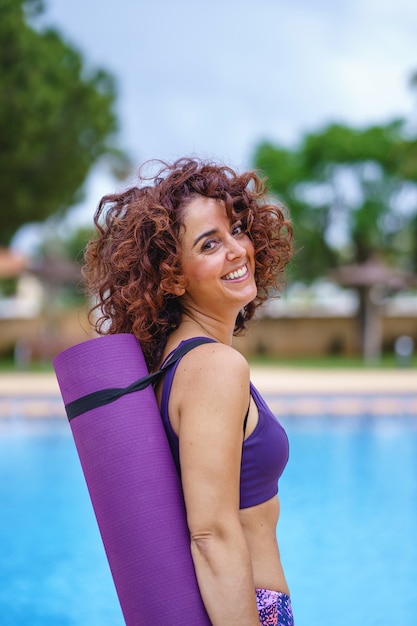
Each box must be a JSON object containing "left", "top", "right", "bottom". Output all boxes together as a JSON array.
[
  {"left": 1, "top": 353, "right": 415, "bottom": 372},
  {"left": 0, "top": 358, "right": 54, "bottom": 372},
  {"left": 248, "top": 353, "right": 417, "bottom": 369}
]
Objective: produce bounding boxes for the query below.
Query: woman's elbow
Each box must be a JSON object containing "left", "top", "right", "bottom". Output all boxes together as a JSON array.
[
  {"left": 190, "top": 528, "right": 221, "bottom": 559},
  {"left": 189, "top": 518, "right": 242, "bottom": 561}
]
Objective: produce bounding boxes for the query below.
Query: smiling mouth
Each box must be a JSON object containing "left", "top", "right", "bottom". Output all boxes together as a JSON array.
[{"left": 221, "top": 264, "right": 248, "bottom": 281}]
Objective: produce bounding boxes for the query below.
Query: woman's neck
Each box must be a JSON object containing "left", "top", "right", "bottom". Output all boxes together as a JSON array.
[{"left": 175, "top": 313, "right": 235, "bottom": 346}]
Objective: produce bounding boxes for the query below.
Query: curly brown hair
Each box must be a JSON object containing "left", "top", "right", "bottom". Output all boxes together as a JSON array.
[{"left": 83, "top": 157, "right": 292, "bottom": 370}]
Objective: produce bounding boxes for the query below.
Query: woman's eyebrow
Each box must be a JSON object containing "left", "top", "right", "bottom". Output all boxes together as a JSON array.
[{"left": 192, "top": 228, "right": 218, "bottom": 248}]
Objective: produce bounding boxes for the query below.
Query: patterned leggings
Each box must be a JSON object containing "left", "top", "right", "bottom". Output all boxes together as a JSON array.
[{"left": 256, "top": 588, "right": 294, "bottom": 626}]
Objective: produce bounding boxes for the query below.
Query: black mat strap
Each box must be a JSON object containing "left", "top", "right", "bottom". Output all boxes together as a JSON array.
[{"left": 65, "top": 338, "right": 214, "bottom": 421}]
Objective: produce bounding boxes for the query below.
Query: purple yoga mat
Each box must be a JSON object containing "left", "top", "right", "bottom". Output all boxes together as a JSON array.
[{"left": 53, "top": 334, "right": 210, "bottom": 625}]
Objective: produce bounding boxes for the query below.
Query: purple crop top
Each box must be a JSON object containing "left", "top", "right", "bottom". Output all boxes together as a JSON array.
[{"left": 159, "top": 339, "right": 289, "bottom": 509}]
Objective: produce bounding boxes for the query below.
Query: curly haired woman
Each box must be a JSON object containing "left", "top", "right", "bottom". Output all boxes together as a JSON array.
[{"left": 83, "top": 157, "right": 294, "bottom": 626}]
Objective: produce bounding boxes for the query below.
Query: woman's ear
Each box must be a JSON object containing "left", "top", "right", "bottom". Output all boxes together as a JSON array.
[
  {"left": 171, "top": 284, "right": 186, "bottom": 297},
  {"left": 162, "top": 274, "right": 187, "bottom": 297},
  {"left": 166, "top": 277, "right": 187, "bottom": 297}
]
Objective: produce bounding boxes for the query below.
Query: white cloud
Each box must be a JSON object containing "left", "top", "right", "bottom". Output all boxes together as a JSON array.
[{"left": 18, "top": 0, "right": 414, "bottom": 246}]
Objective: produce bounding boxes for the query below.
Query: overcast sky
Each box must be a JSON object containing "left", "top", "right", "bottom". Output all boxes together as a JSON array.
[{"left": 14, "top": 0, "right": 417, "bottom": 248}]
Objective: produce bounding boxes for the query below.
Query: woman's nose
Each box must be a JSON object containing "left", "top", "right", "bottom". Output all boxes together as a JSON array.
[{"left": 226, "top": 235, "right": 246, "bottom": 259}]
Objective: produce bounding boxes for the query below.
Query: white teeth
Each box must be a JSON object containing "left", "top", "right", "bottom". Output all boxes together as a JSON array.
[{"left": 223, "top": 265, "right": 247, "bottom": 280}]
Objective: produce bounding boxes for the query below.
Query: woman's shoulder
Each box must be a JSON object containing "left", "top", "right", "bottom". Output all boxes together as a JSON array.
[
  {"left": 179, "top": 338, "right": 248, "bottom": 371},
  {"left": 173, "top": 339, "right": 250, "bottom": 397},
  {"left": 172, "top": 339, "right": 250, "bottom": 424}
]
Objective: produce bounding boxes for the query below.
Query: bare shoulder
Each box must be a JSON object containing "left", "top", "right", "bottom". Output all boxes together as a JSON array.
[
  {"left": 179, "top": 341, "right": 249, "bottom": 382},
  {"left": 173, "top": 342, "right": 250, "bottom": 414}
]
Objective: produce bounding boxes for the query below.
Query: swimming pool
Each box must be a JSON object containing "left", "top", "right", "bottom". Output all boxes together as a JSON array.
[{"left": 1, "top": 413, "right": 416, "bottom": 626}]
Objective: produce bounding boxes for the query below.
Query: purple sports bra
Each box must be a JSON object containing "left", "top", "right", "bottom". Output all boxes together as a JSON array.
[{"left": 159, "top": 338, "right": 289, "bottom": 509}]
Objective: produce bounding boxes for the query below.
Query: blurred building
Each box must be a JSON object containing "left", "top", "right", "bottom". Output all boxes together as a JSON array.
[
  {"left": 234, "top": 280, "right": 417, "bottom": 358},
  {"left": 1, "top": 248, "right": 416, "bottom": 362},
  {"left": 0, "top": 247, "right": 92, "bottom": 365}
]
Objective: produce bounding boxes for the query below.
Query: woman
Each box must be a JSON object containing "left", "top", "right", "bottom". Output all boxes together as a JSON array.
[{"left": 83, "top": 157, "right": 294, "bottom": 625}]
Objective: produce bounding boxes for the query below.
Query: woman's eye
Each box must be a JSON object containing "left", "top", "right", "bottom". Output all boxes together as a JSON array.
[
  {"left": 232, "top": 223, "right": 243, "bottom": 236},
  {"left": 201, "top": 238, "right": 217, "bottom": 251}
]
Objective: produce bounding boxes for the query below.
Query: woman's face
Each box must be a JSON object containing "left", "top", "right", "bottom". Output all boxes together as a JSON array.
[{"left": 177, "top": 195, "right": 257, "bottom": 317}]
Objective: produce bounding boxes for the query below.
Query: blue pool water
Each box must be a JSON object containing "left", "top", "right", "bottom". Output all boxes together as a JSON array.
[{"left": 1, "top": 414, "right": 416, "bottom": 626}]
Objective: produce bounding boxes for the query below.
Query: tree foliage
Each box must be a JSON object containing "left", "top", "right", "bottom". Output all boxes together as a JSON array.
[
  {"left": 254, "top": 118, "right": 417, "bottom": 283},
  {"left": 0, "top": 0, "right": 125, "bottom": 246}
]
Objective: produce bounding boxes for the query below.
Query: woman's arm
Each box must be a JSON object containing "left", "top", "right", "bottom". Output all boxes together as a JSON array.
[{"left": 171, "top": 343, "right": 260, "bottom": 626}]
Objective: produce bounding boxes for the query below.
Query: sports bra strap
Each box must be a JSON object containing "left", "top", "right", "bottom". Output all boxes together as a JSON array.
[{"left": 243, "top": 405, "right": 249, "bottom": 436}]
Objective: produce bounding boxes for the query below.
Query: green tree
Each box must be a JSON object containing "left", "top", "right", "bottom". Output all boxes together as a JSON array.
[
  {"left": 0, "top": 0, "right": 127, "bottom": 246},
  {"left": 254, "top": 117, "right": 417, "bottom": 360}
]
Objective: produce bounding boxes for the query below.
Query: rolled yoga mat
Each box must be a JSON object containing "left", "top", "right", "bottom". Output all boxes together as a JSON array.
[{"left": 53, "top": 333, "right": 211, "bottom": 625}]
